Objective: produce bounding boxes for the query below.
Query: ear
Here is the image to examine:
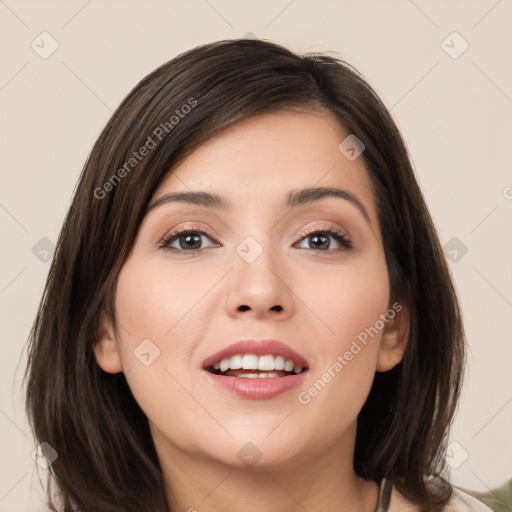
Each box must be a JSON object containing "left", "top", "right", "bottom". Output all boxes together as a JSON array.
[
  {"left": 93, "top": 309, "right": 123, "bottom": 374},
  {"left": 376, "top": 302, "right": 410, "bottom": 372}
]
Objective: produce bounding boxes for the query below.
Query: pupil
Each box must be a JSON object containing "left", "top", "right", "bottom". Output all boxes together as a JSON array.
[
  {"left": 183, "top": 233, "right": 201, "bottom": 249},
  {"left": 311, "top": 234, "right": 329, "bottom": 250}
]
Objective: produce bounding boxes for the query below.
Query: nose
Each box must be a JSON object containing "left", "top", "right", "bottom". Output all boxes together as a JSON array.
[{"left": 225, "top": 240, "right": 295, "bottom": 321}]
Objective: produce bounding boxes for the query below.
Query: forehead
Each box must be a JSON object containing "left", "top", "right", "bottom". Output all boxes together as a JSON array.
[{"left": 151, "top": 110, "right": 377, "bottom": 221}]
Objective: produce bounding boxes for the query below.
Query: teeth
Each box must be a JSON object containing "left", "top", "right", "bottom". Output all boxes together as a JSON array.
[
  {"left": 284, "top": 359, "right": 294, "bottom": 372},
  {"left": 213, "top": 354, "right": 304, "bottom": 373},
  {"left": 237, "top": 372, "right": 281, "bottom": 379},
  {"left": 274, "top": 356, "right": 285, "bottom": 370},
  {"left": 258, "top": 355, "right": 274, "bottom": 371},
  {"left": 241, "top": 354, "right": 259, "bottom": 370},
  {"left": 229, "top": 354, "right": 243, "bottom": 370}
]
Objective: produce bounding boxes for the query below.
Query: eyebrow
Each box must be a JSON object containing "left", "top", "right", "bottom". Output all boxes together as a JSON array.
[{"left": 145, "top": 186, "right": 370, "bottom": 222}]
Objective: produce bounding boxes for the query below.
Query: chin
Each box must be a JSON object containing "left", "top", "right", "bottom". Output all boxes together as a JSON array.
[{"left": 202, "top": 435, "right": 311, "bottom": 472}]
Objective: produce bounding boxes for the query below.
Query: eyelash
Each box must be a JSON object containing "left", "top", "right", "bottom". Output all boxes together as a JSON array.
[{"left": 157, "top": 225, "right": 352, "bottom": 256}]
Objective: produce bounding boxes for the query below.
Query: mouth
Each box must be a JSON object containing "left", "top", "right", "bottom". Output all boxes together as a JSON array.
[
  {"left": 202, "top": 339, "right": 310, "bottom": 380},
  {"left": 202, "top": 339, "right": 309, "bottom": 400},
  {"left": 205, "top": 354, "right": 308, "bottom": 378}
]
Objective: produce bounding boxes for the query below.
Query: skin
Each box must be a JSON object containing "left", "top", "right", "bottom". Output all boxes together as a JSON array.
[{"left": 94, "top": 109, "right": 411, "bottom": 512}]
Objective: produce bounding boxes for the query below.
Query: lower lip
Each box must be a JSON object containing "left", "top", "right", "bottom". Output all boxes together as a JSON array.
[{"left": 202, "top": 369, "right": 308, "bottom": 400}]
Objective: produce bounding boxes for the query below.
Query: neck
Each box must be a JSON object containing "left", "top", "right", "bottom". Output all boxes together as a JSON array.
[{"left": 153, "top": 422, "right": 379, "bottom": 512}]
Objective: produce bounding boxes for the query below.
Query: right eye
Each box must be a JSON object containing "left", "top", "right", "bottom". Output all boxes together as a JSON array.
[{"left": 158, "top": 228, "right": 219, "bottom": 255}]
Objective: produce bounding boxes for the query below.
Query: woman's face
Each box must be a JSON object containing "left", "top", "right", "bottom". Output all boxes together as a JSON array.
[{"left": 95, "top": 109, "right": 408, "bottom": 473}]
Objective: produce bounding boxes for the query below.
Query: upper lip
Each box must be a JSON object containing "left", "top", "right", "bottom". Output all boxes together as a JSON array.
[{"left": 202, "top": 339, "right": 309, "bottom": 369}]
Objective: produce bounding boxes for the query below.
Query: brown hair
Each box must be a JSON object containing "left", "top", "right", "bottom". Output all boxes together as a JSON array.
[{"left": 24, "top": 38, "right": 465, "bottom": 511}]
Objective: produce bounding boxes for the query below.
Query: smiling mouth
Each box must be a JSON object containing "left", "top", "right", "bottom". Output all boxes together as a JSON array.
[{"left": 205, "top": 354, "right": 309, "bottom": 378}]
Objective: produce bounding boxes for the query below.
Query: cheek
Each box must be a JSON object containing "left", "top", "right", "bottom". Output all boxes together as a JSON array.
[
  {"left": 114, "top": 260, "right": 184, "bottom": 340},
  {"left": 297, "top": 251, "right": 389, "bottom": 413},
  {"left": 113, "top": 257, "right": 220, "bottom": 350},
  {"left": 110, "top": 258, "right": 219, "bottom": 442},
  {"left": 313, "top": 251, "right": 390, "bottom": 354}
]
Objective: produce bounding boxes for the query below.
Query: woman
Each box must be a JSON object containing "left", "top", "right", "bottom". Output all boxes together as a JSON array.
[{"left": 24, "top": 38, "right": 490, "bottom": 512}]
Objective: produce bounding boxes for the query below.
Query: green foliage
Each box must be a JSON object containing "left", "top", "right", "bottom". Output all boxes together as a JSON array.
[{"left": 465, "top": 479, "right": 512, "bottom": 512}]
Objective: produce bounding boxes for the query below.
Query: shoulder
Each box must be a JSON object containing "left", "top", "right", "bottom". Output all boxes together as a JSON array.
[
  {"left": 388, "top": 484, "right": 492, "bottom": 512},
  {"left": 443, "top": 487, "right": 493, "bottom": 512}
]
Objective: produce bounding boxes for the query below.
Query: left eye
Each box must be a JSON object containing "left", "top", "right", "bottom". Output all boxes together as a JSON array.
[{"left": 296, "top": 228, "right": 352, "bottom": 251}]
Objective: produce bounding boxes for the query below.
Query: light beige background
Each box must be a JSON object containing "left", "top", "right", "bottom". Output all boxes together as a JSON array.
[{"left": 1, "top": 1, "right": 511, "bottom": 510}]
